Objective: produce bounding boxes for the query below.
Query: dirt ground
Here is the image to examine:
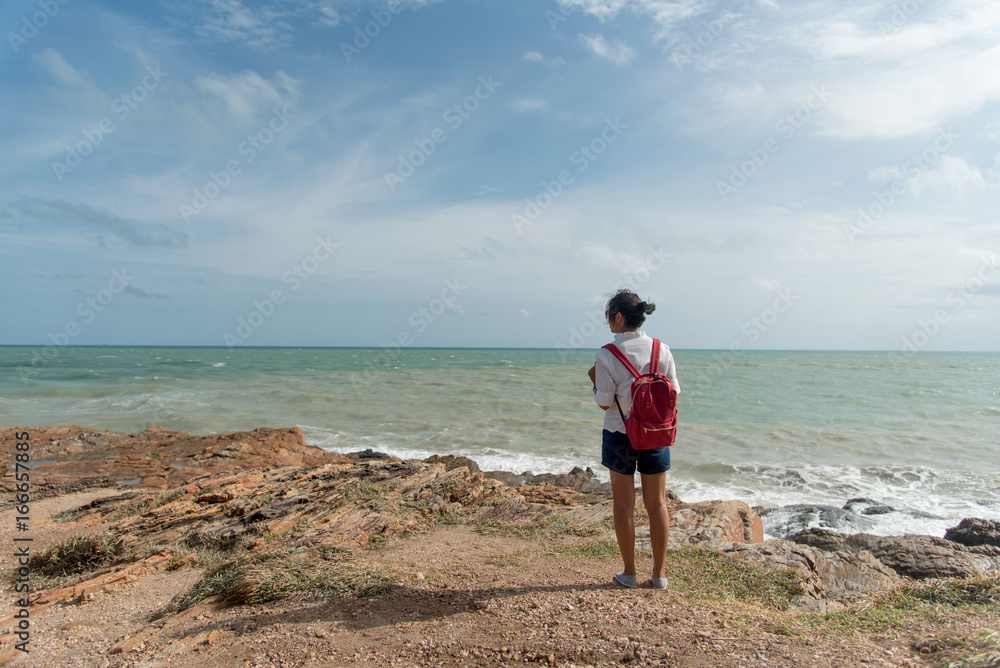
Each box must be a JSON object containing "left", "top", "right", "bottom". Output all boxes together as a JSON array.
[{"left": 1, "top": 489, "right": 995, "bottom": 668}]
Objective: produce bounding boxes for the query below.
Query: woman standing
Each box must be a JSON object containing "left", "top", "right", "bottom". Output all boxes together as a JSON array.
[{"left": 587, "top": 289, "right": 679, "bottom": 589}]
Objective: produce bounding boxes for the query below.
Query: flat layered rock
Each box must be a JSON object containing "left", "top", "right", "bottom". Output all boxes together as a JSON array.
[
  {"left": 708, "top": 538, "right": 900, "bottom": 608},
  {"left": 0, "top": 424, "right": 350, "bottom": 497},
  {"left": 841, "top": 533, "right": 1000, "bottom": 579}
]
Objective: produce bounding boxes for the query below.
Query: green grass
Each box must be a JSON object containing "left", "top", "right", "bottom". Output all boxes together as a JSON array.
[
  {"left": 660, "top": 546, "right": 806, "bottom": 611},
  {"left": 340, "top": 479, "right": 383, "bottom": 505},
  {"left": 811, "top": 575, "right": 1000, "bottom": 635}
]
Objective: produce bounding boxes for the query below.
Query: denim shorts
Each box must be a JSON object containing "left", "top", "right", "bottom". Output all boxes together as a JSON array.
[{"left": 601, "top": 429, "right": 671, "bottom": 476}]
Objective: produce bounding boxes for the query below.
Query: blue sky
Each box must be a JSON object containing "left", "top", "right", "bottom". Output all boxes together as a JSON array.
[{"left": 2, "top": 0, "right": 999, "bottom": 351}]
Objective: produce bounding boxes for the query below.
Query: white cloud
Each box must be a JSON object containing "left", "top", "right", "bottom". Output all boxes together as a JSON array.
[
  {"left": 911, "top": 156, "right": 994, "bottom": 196},
  {"left": 510, "top": 98, "right": 549, "bottom": 112},
  {"left": 559, "top": 0, "right": 709, "bottom": 36},
  {"left": 33, "top": 49, "right": 89, "bottom": 87},
  {"left": 309, "top": 1, "right": 341, "bottom": 27},
  {"left": 578, "top": 33, "right": 635, "bottom": 66},
  {"left": 195, "top": 70, "right": 300, "bottom": 122},
  {"left": 786, "top": 2, "right": 1000, "bottom": 139},
  {"left": 522, "top": 51, "right": 565, "bottom": 67},
  {"left": 577, "top": 243, "right": 645, "bottom": 272},
  {"left": 196, "top": 0, "right": 281, "bottom": 48}
]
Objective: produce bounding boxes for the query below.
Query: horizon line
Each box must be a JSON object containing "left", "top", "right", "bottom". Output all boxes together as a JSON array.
[{"left": 0, "top": 345, "right": 998, "bottom": 354}]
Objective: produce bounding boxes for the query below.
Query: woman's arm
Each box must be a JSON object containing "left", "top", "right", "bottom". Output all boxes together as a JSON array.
[{"left": 592, "top": 356, "right": 613, "bottom": 411}]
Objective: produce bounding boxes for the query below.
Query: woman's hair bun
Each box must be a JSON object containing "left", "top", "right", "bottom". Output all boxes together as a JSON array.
[{"left": 637, "top": 301, "right": 656, "bottom": 315}]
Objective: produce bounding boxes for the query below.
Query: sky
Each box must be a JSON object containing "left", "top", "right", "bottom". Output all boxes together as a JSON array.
[{"left": 1, "top": 0, "right": 999, "bottom": 351}]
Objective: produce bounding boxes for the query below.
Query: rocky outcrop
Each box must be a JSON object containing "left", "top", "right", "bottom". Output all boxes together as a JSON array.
[
  {"left": 945, "top": 518, "right": 1000, "bottom": 548},
  {"left": 425, "top": 454, "right": 481, "bottom": 472},
  {"left": 17, "top": 422, "right": 994, "bottom": 622},
  {"left": 790, "top": 527, "right": 1000, "bottom": 580},
  {"left": 708, "top": 539, "right": 899, "bottom": 609},
  {"left": 0, "top": 424, "right": 350, "bottom": 498},
  {"left": 840, "top": 533, "right": 1000, "bottom": 579},
  {"left": 483, "top": 466, "right": 612, "bottom": 503},
  {"left": 670, "top": 500, "right": 764, "bottom": 546}
]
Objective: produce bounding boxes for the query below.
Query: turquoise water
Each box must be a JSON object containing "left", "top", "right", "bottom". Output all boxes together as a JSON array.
[{"left": 2, "top": 346, "right": 998, "bottom": 538}]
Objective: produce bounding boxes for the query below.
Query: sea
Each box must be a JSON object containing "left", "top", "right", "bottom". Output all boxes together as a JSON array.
[{"left": 2, "top": 346, "right": 998, "bottom": 540}]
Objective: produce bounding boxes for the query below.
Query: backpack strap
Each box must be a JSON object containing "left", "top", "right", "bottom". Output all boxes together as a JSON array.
[
  {"left": 650, "top": 339, "right": 661, "bottom": 376},
  {"left": 602, "top": 343, "right": 642, "bottom": 423},
  {"left": 602, "top": 343, "right": 641, "bottom": 378}
]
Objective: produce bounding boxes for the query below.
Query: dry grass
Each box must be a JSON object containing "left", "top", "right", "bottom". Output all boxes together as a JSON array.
[
  {"left": 475, "top": 513, "right": 606, "bottom": 540},
  {"left": 933, "top": 630, "right": 1000, "bottom": 668},
  {"left": 815, "top": 575, "right": 1000, "bottom": 635},
  {"left": 162, "top": 545, "right": 402, "bottom": 614},
  {"left": 24, "top": 531, "right": 143, "bottom": 586}
]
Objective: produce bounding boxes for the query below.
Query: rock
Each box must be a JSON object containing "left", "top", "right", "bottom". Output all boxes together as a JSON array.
[
  {"left": 515, "top": 483, "right": 586, "bottom": 506},
  {"left": 424, "top": 454, "right": 480, "bottom": 472},
  {"left": 482, "top": 471, "right": 525, "bottom": 487},
  {"left": 475, "top": 496, "right": 554, "bottom": 525},
  {"left": 789, "top": 528, "right": 848, "bottom": 553},
  {"left": 345, "top": 449, "right": 398, "bottom": 462},
  {"left": 482, "top": 469, "right": 612, "bottom": 501},
  {"left": 669, "top": 500, "right": 764, "bottom": 547},
  {"left": 840, "top": 533, "right": 1000, "bottom": 579},
  {"left": 945, "top": 518, "right": 1000, "bottom": 548},
  {"left": 709, "top": 538, "right": 899, "bottom": 603},
  {"left": 0, "top": 425, "right": 350, "bottom": 497}
]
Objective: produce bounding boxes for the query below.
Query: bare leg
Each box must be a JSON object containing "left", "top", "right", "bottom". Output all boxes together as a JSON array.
[
  {"left": 610, "top": 471, "right": 637, "bottom": 576},
  {"left": 640, "top": 471, "right": 670, "bottom": 579}
]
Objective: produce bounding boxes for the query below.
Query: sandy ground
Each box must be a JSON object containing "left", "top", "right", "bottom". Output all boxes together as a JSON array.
[{"left": 1, "top": 490, "right": 995, "bottom": 668}]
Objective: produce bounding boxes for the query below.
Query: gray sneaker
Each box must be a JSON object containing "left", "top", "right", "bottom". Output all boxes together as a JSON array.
[
  {"left": 614, "top": 572, "right": 638, "bottom": 588},
  {"left": 651, "top": 576, "right": 669, "bottom": 589}
]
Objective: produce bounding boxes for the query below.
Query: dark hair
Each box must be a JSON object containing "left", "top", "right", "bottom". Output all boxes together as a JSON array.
[{"left": 606, "top": 289, "right": 656, "bottom": 329}]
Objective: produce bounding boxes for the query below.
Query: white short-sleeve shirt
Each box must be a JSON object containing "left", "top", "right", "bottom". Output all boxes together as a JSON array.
[{"left": 594, "top": 330, "right": 680, "bottom": 434}]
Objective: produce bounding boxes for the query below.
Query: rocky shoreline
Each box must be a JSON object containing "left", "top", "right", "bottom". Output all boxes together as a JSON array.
[{"left": 2, "top": 425, "right": 998, "bottom": 666}]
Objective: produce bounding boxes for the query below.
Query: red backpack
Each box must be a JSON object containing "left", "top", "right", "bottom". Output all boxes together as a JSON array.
[{"left": 602, "top": 339, "right": 678, "bottom": 450}]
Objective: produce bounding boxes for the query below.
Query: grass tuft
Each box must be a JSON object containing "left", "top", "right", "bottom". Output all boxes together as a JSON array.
[
  {"left": 162, "top": 545, "right": 399, "bottom": 614},
  {"left": 661, "top": 546, "right": 806, "bottom": 611},
  {"left": 933, "top": 630, "right": 1000, "bottom": 668},
  {"left": 815, "top": 575, "right": 1000, "bottom": 634},
  {"left": 25, "top": 531, "right": 142, "bottom": 585}
]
